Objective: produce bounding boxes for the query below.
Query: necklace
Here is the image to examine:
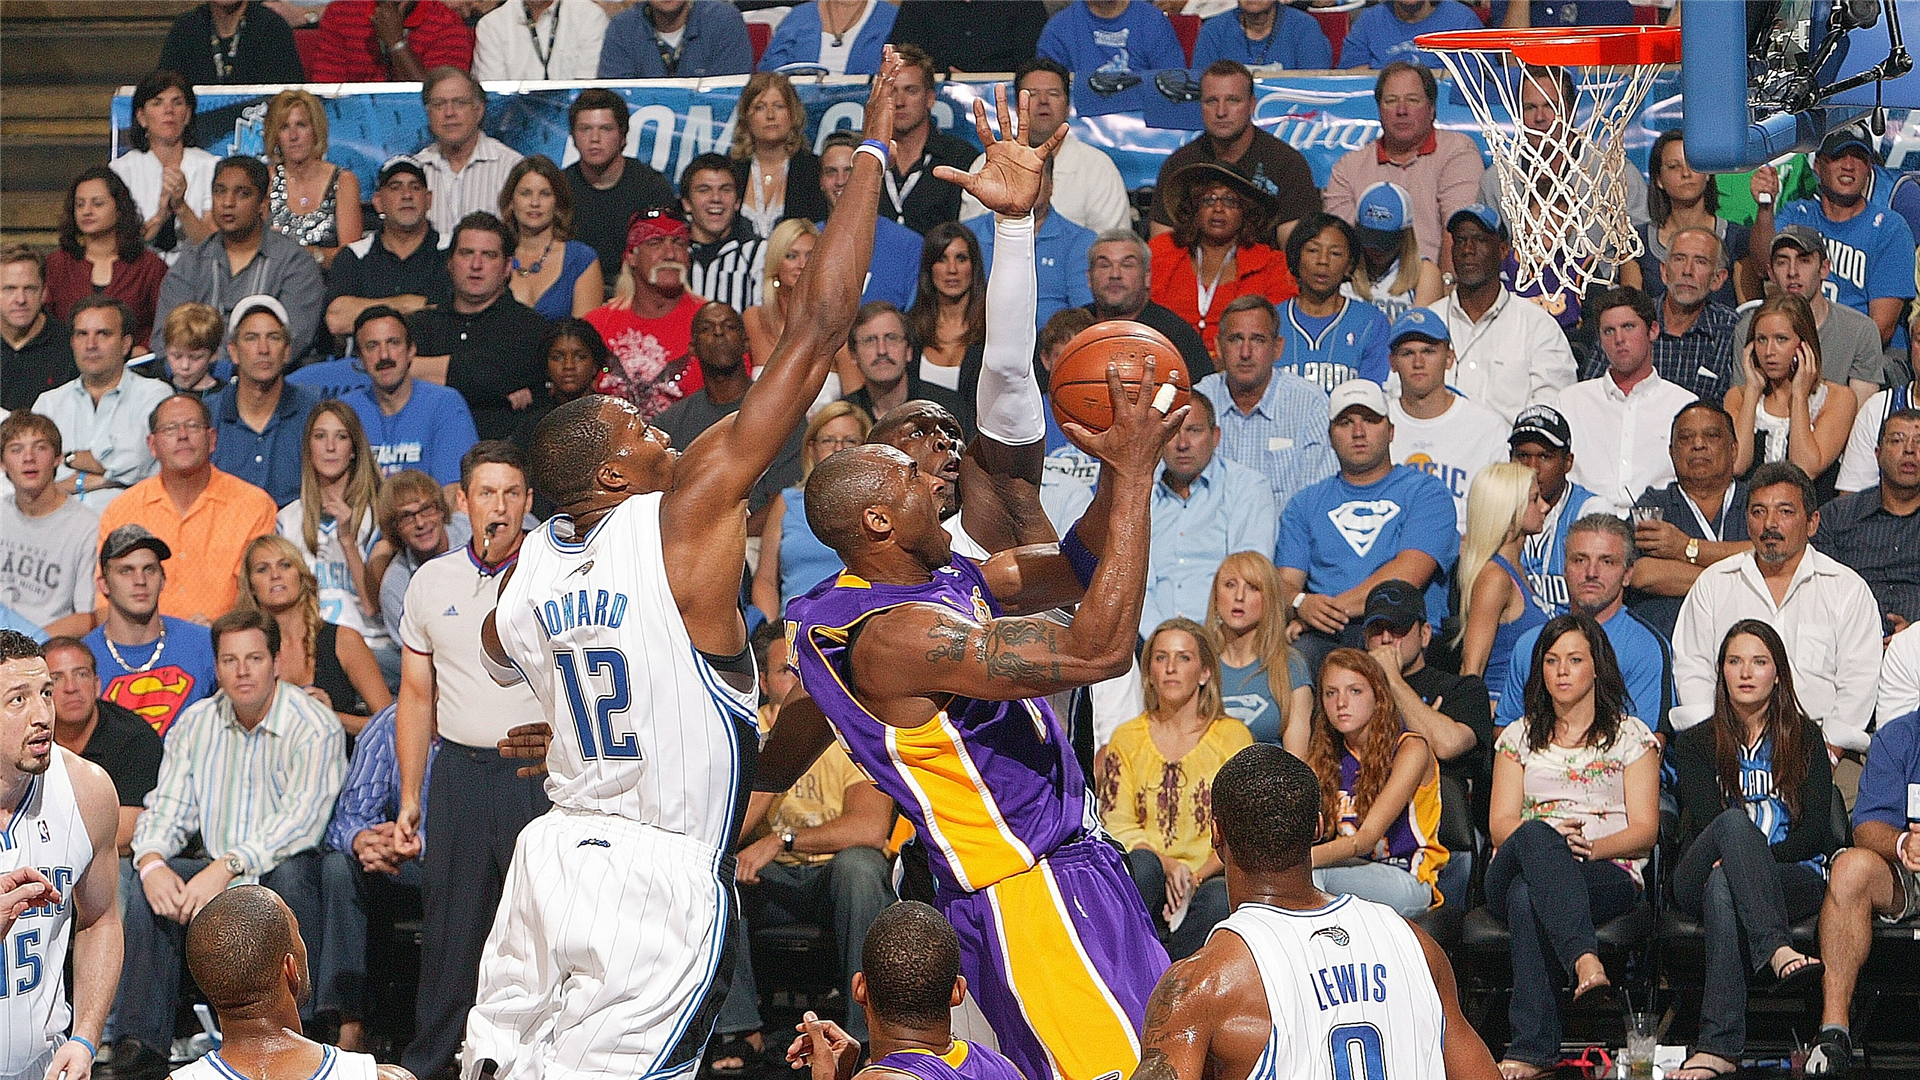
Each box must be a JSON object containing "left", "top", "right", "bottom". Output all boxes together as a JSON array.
[
  {"left": 103, "top": 621, "right": 167, "bottom": 673},
  {"left": 210, "top": 7, "right": 246, "bottom": 80},
  {"left": 822, "top": 0, "right": 861, "bottom": 46},
  {"left": 513, "top": 235, "right": 555, "bottom": 276}
]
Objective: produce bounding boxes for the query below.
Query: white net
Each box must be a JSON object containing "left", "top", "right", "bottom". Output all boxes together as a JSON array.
[{"left": 1423, "top": 44, "right": 1669, "bottom": 294}]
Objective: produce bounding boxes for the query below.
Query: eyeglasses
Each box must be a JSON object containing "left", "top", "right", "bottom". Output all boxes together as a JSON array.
[
  {"left": 395, "top": 505, "right": 444, "bottom": 527},
  {"left": 1198, "top": 193, "right": 1243, "bottom": 208},
  {"left": 855, "top": 333, "right": 908, "bottom": 350},
  {"left": 153, "top": 420, "right": 209, "bottom": 438}
]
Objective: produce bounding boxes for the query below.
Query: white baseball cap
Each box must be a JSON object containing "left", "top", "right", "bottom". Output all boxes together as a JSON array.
[
  {"left": 1328, "top": 378, "right": 1390, "bottom": 421},
  {"left": 227, "top": 294, "right": 289, "bottom": 337}
]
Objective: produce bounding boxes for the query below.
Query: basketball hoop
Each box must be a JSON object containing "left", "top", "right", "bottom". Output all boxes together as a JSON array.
[{"left": 1415, "top": 25, "right": 1681, "bottom": 294}]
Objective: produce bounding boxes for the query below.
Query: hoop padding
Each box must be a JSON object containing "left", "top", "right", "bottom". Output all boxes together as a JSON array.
[{"left": 1416, "top": 26, "right": 1679, "bottom": 295}]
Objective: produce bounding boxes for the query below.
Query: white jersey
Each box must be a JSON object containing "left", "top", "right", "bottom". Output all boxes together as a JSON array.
[
  {"left": 1, "top": 749, "right": 95, "bottom": 1080},
  {"left": 495, "top": 492, "right": 758, "bottom": 848},
  {"left": 171, "top": 1044, "right": 380, "bottom": 1080},
  {"left": 1214, "top": 894, "right": 1445, "bottom": 1080}
]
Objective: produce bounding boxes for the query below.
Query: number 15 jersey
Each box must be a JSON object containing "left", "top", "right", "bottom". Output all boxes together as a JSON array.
[{"left": 494, "top": 492, "right": 759, "bottom": 849}]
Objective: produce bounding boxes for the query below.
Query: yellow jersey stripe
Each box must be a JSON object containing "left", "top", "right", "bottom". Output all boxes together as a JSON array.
[{"left": 986, "top": 863, "right": 1142, "bottom": 1080}]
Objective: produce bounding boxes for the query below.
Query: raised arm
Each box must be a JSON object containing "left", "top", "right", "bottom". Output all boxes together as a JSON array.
[{"left": 1411, "top": 922, "right": 1502, "bottom": 1079}]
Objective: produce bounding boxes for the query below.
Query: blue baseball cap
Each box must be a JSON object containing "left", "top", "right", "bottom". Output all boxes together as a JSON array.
[
  {"left": 1356, "top": 181, "right": 1413, "bottom": 235},
  {"left": 1447, "top": 203, "right": 1509, "bottom": 239},
  {"left": 1388, "top": 307, "right": 1450, "bottom": 348}
]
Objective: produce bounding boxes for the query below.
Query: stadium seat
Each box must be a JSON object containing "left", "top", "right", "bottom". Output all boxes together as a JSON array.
[
  {"left": 1311, "top": 10, "right": 1348, "bottom": 68},
  {"left": 748, "top": 21, "right": 771, "bottom": 68},
  {"left": 1655, "top": 788, "right": 1848, "bottom": 950},
  {"left": 293, "top": 26, "right": 324, "bottom": 79},
  {"left": 1169, "top": 13, "right": 1200, "bottom": 66}
]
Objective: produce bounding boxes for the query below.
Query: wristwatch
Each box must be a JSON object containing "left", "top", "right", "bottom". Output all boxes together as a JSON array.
[
  {"left": 222, "top": 853, "right": 245, "bottom": 877},
  {"left": 1685, "top": 538, "right": 1701, "bottom": 565},
  {"left": 781, "top": 830, "right": 797, "bottom": 854}
]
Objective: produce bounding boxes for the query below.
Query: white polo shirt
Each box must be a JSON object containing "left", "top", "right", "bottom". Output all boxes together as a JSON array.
[
  {"left": 400, "top": 542, "right": 542, "bottom": 747},
  {"left": 1435, "top": 287, "right": 1577, "bottom": 426},
  {"left": 1561, "top": 369, "right": 1697, "bottom": 510},
  {"left": 1882, "top": 620, "right": 1920, "bottom": 724}
]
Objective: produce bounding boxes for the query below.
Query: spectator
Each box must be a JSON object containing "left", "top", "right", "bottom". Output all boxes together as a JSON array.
[
  {"left": 111, "top": 71, "right": 215, "bottom": 258},
  {"left": 817, "top": 131, "right": 921, "bottom": 310},
  {"left": 597, "top": 0, "right": 751, "bottom": 79},
  {"left": 150, "top": 156, "right": 326, "bottom": 364},
  {"left": 888, "top": 0, "right": 1048, "bottom": 74},
  {"left": 122, "top": 609, "right": 345, "bottom": 1077},
  {"left": 1341, "top": 181, "right": 1445, "bottom": 324},
  {"left": 1278, "top": 378, "right": 1458, "bottom": 674},
  {"left": 393, "top": 442, "right": 546, "bottom": 1080},
  {"left": 1085, "top": 229, "right": 1213, "bottom": 378},
  {"left": 238, "top": 533, "right": 391, "bottom": 735},
  {"left": 730, "top": 73, "right": 830, "bottom": 236},
  {"left": 1324, "top": 63, "right": 1483, "bottom": 268},
  {"left": 1434, "top": 205, "right": 1577, "bottom": 424},
  {"left": 35, "top": 296, "right": 171, "bottom": 509},
  {"left": 207, "top": 297, "right": 322, "bottom": 507},
  {"left": 1191, "top": 0, "right": 1330, "bottom": 70},
  {"left": 683, "top": 153, "right": 766, "bottom": 315},
  {"left": 98, "top": 394, "right": 279, "bottom": 625},
  {"left": 1038, "top": 306, "right": 1103, "bottom": 530},
  {"left": 1478, "top": 64, "right": 1649, "bottom": 248},
  {"left": 1728, "top": 294, "right": 1858, "bottom": 503},
  {"left": 1494, "top": 0, "right": 1651, "bottom": 27},
  {"left": 842, "top": 301, "right": 972, "bottom": 437},
  {"left": 970, "top": 159, "right": 1097, "bottom": 335},
  {"left": 416, "top": 68, "right": 522, "bottom": 240},
  {"left": 1337, "top": 0, "right": 1483, "bottom": 70},
  {"left": 1361, "top": 577, "right": 1493, "bottom": 806},
  {"left": 370, "top": 469, "right": 469, "bottom": 644},
  {"left": 1495, "top": 514, "right": 1677, "bottom": 739},
  {"left": 1195, "top": 294, "right": 1332, "bottom": 512},
  {"left": 82, "top": 524, "right": 220, "bottom": 735},
  {"left": 1282, "top": 647, "right": 1445, "bottom": 916},
  {"left": 155, "top": 302, "right": 227, "bottom": 396},
  {"left": 1488, "top": 611, "right": 1660, "bottom": 1078},
  {"left": 1038, "top": 0, "right": 1184, "bottom": 78},
  {"left": 1145, "top": 394, "right": 1277, "bottom": 636},
  {"left": 758, "top": 0, "right": 899, "bottom": 74},
  {"left": 1387, "top": 306, "right": 1506, "bottom": 532},
  {"left": 1643, "top": 225, "right": 1742, "bottom": 402},
  {"left": 325, "top": 156, "right": 453, "bottom": 346},
  {"left": 45, "top": 168, "right": 167, "bottom": 346},
  {"left": 1625, "top": 402, "right": 1753, "bottom": 640},
  {"left": 307, "top": 0, "right": 474, "bottom": 82},
  {"left": 159, "top": 1, "right": 306, "bottom": 84},
  {"left": 1817, "top": 409, "right": 1920, "bottom": 630},
  {"left": 586, "top": 206, "right": 707, "bottom": 421},
  {"left": 1620, "top": 129, "right": 1752, "bottom": 310},
  {"left": 1672, "top": 462, "right": 1881, "bottom": 761},
  {"left": 514, "top": 318, "right": 605, "bottom": 518},
  {"left": 744, "top": 220, "right": 828, "bottom": 387},
  {"left": 0, "top": 412, "right": 98, "bottom": 638},
  {"left": 1099, "top": 617, "right": 1251, "bottom": 958},
  {"left": 909, "top": 223, "right": 985, "bottom": 396},
  {"left": 1669, "top": 619, "right": 1836, "bottom": 1080},
  {"left": 563, "top": 89, "right": 681, "bottom": 285},
  {"left": 472, "top": 0, "right": 607, "bottom": 80},
  {"left": 753, "top": 402, "right": 870, "bottom": 620},
  {"left": 1735, "top": 225, "right": 1887, "bottom": 409},
  {"left": 500, "top": 155, "right": 604, "bottom": 320},
  {"left": 1886, "top": 621, "right": 1920, "bottom": 722},
  {"left": 1150, "top": 162, "right": 1298, "bottom": 354},
  {"left": 1149, "top": 61, "right": 1320, "bottom": 244},
  {"left": 1562, "top": 287, "right": 1699, "bottom": 509},
  {"left": 876, "top": 45, "right": 976, "bottom": 235},
  {"left": 1276, "top": 213, "right": 1391, "bottom": 392},
  {"left": 274, "top": 401, "right": 392, "bottom": 665},
  {"left": 1455, "top": 462, "right": 1548, "bottom": 700},
  {"left": 1206, "top": 551, "right": 1311, "bottom": 745},
  {"left": 46, "top": 634, "right": 163, "bottom": 857},
  {"left": 410, "top": 212, "right": 549, "bottom": 441},
  {"left": 0, "top": 246, "right": 75, "bottom": 411},
  {"left": 262, "top": 89, "right": 363, "bottom": 269},
  {"left": 958, "top": 58, "right": 1130, "bottom": 235},
  {"left": 345, "top": 305, "right": 479, "bottom": 486},
  {"left": 1507, "top": 403, "right": 1611, "bottom": 619}
]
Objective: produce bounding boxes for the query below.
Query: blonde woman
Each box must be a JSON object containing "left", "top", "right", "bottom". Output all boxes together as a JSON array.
[
  {"left": 499, "top": 155, "right": 604, "bottom": 319},
  {"left": 745, "top": 218, "right": 855, "bottom": 402},
  {"left": 262, "top": 88, "right": 361, "bottom": 266},
  {"left": 1206, "top": 551, "right": 1311, "bottom": 745},
  {"left": 276, "top": 402, "right": 391, "bottom": 677},
  {"left": 1097, "top": 618, "right": 1253, "bottom": 959},
  {"left": 1343, "top": 181, "right": 1444, "bottom": 324},
  {"left": 238, "top": 534, "right": 392, "bottom": 737},
  {"left": 728, "top": 72, "right": 828, "bottom": 235},
  {"left": 1455, "top": 462, "right": 1548, "bottom": 704},
  {"left": 752, "top": 402, "right": 871, "bottom": 620}
]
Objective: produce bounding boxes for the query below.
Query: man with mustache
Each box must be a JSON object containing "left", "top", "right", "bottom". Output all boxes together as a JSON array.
[
  {"left": 584, "top": 204, "right": 708, "bottom": 421},
  {"left": 341, "top": 305, "right": 478, "bottom": 489}
]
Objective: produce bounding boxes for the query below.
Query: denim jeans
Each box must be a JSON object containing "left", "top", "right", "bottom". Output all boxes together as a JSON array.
[
  {"left": 1124, "top": 848, "right": 1230, "bottom": 960},
  {"left": 317, "top": 847, "right": 424, "bottom": 1021},
  {"left": 1484, "top": 819, "right": 1639, "bottom": 1068},
  {"left": 1672, "top": 807, "right": 1827, "bottom": 1059},
  {"left": 1314, "top": 860, "right": 1433, "bottom": 917}
]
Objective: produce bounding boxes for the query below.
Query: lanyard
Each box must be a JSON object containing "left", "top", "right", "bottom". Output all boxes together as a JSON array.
[
  {"left": 1681, "top": 482, "right": 1735, "bottom": 542},
  {"left": 525, "top": 1, "right": 560, "bottom": 79},
  {"left": 210, "top": 9, "right": 245, "bottom": 80},
  {"left": 1193, "top": 245, "right": 1235, "bottom": 331},
  {"left": 884, "top": 153, "right": 931, "bottom": 221},
  {"left": 1238, "top": 11, "right": 1275, "bottom": 66}
]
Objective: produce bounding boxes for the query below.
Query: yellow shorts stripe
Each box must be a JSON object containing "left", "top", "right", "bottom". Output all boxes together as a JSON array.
[{"left": 987, "top": 863, "right": 1141, "bottom": 1080}]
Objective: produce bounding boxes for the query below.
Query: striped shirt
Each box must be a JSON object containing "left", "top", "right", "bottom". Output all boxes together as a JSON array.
[
  {"left": 1196, "top": 368, "right": 1337, "bottom": 516},
  {"left": 324, "top": 704, "right": 438, "bottom": 853},
  {"left": 417, "top": 134, "right": 525, "bottom": 242},
  {"left": 132, "top": 682, "right": 347, "bottom": 879},
  {"left": 690, "top": 233, "right": 765, "bottom": 315}
]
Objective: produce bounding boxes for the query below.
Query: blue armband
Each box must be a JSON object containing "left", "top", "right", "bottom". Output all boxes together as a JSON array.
[
  {"left": 857, "top": 139, "right": 889, "bottom": 166},
  {"left": 1060, "top": 522, "right": 1098, "bottom": 589},
  {"left": 68, "top": 1037, "right": 97, "bottom": 1060}
]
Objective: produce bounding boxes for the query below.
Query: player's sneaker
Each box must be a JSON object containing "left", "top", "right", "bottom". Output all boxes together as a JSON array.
[{"left": 1805, "top": 1027, "right": 1854, "bottom": 1076}]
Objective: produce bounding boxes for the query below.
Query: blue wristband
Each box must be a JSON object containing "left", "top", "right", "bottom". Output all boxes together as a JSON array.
[
  {"left": 68, "top": 1037, "right": 97, "bottom": 1060},
  {"left": 1060, "top": 523, "right": 1098, "bottom": 589},
  {"left": 858, "top": 138, "right": 890, "bottom": 164}
]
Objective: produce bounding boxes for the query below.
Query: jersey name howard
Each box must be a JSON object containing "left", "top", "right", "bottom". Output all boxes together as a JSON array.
[
  {"left": 1308, "top": 956, "right": 1391, "bottom": 1012},
  {"left": 533, "top": 588, "right": 631, "bottom": 638}
]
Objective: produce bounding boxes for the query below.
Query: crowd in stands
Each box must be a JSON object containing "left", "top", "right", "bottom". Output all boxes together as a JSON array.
[{"left": 5, "top": 3, "right": 1920, "bottom": 1080}]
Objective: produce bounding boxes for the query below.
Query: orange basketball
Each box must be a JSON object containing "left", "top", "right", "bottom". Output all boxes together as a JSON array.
[{"left": 1048, "top": 320, "right": 1191, "bottom": 435}]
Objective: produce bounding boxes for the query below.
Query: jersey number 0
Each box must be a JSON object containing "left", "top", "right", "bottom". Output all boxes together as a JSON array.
[{"left": 556, "top": 648, "right": 637, "bottom": 760}]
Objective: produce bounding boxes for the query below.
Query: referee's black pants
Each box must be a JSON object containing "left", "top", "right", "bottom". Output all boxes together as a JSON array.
[{"left": 402, "top": 741, "right": 550, "bottom": 1079}]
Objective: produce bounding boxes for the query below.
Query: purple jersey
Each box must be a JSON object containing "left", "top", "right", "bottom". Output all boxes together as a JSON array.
[
  {"left": 864, "top": 1042, "right": 1024, "bottom": 1080},
  {"left": 787, "top": 558, "right": 1093, "bottom": 894}
]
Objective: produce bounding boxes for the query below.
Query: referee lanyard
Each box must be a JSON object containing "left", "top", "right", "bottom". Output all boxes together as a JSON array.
[
  {"left": 526, "top": 2, "right": 560, "bottom": 79},
  {"left": 1681, "top": 481, "right": 1735, "bottom": 542}
]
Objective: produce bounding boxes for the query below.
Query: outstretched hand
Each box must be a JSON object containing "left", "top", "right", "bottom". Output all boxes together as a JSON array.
[
  {"left": 498, "top": 721, "right": 554, "bottom": 778},
  {"left": 860, "top": 47, "right": 907, "bottom": 155},
  {"left": 1060, "top": 360, "right": 1189, "bottom": 483},
  {"left": 932, "top": 82, "right": 1069, "bottom": 219}
]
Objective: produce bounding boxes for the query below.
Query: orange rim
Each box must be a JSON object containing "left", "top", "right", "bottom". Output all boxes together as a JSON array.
[{"left": 1414, "top": 25, "right": 1681, "bottom": 66}]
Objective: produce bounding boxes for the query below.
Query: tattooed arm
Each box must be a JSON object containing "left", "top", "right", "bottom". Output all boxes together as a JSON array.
[
  {"left": 852, "top": 603, "right": 1130, "bottom": 707},
  {"left": 1134, "top": 936, "right": 1272, "bottom": 1080}
]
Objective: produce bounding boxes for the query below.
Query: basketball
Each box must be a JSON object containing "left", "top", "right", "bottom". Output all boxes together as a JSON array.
[{"left": 1048, "top": 321, "right": 1191, "bottom": 434}]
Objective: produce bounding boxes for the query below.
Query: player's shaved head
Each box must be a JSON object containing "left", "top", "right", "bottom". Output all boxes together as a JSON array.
[
  {"left": 868, "top": 400, "right": 962, "bottom": 449},
  {"left": 860, "top": 901, "right": 962, "bottom": 1028},
  {"left": 186, "top": 884, "right": 306, "bottom": 1011},
  {"left": 805, "top": 444, "right": 911, "bottom": 556},
  {"left": 1212, "top": 744, "right": 1322, "bottom": 873},
  {"left": 530, "top": 394, "right": 622, "bottom": 505}
]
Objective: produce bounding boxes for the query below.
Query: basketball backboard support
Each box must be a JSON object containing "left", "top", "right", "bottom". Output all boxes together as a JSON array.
[{"left": 1684, "top": 0, "right": 1918, "bottom": 172}]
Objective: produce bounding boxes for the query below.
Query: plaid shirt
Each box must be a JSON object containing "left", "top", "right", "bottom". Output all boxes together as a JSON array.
[
  {"left": 1635, "top": 302, "right": 1739, "bottom": 402},
  {"left": 1196, "top": 370, "right": 1337, "bottom": 516}
]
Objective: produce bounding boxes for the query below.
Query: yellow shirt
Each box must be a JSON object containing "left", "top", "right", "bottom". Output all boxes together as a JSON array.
[
  {"left": 756, "top": 704, "right": 872, "bottom": 866},
  {"left": 1096, "top": 715, "right": 1253, "bottom": 873}
]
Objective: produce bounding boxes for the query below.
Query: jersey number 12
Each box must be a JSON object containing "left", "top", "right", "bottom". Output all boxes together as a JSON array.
[{"left": 557, "top": 648, "right": 637, "bottom": 760}]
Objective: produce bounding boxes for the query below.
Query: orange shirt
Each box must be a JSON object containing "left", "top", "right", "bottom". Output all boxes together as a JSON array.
[
  {"left": 1148, "top": 234, "right": 1298, "bottom": 355},
  {"left": 97, "top": 468, "right": 279, "bottom": 624}
]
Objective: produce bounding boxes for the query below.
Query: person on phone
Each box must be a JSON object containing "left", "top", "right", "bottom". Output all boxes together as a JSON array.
[{"left": 1725, "top": 294, "right": 1858, "bottom": 506}]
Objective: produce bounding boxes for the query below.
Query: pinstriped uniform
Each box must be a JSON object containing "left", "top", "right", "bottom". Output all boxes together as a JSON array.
[
  {"left": 172, "top": 1044, "right": 379, "bottom": 1080},
  {"left": 0, "top": 750, "right": 93, "bottom": 1080}
]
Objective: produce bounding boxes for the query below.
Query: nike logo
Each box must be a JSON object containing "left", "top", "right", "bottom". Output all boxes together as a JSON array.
[{"left": 569, "top": 560, "right": 595, "bottom": 577}]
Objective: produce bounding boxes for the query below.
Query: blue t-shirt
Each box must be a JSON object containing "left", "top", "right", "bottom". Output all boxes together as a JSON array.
[
  {"left": 344, "top": 381, "right": 481, "bottom": 486},
  {"left": 1191, "top": 6, "right": 1331, "bottom": 71},
  {"left": 528, "top": 241, "right": 600, "bottom": 320},
  {"left": 286, "top": 357, "right": 373, "bottom": 402},
  {"left": 826, "top": 216, "right": 920, "bottom": 311},
  {"left": 1494, "top": 605, "right": 1674, "bottom": 733},
  {"left": 1037, "top": 0, "right": 1186, "bottom": 76},
  {"left": 1278, "top": 464, "right": 1459, "bottom": 627},
  {"left": 1855, "top": 707, "right": 1920, "bottom": 831},
  {"left": 970, "top": 212, "right": 1096, "bottom": 332},
  {"left": 1276, "top": 297, "right": 1391, "bottom": 393},
  {"left": 1220, "top": 650, "right": 1313, "bottom": 745},
  {"left": 1775, "top": 197, "right": 1917, "bottom": 346},
  {"left": 1337, "top": 0, "right": 1483, "bottom": 69},
  {"left": 84, "top": 616, "right": 219, "bottom": 737}
]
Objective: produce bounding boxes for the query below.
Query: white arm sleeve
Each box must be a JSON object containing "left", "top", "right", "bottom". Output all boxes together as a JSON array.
[{"left": 977, "top": 213, "right": 1045, "bottom": 446}]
